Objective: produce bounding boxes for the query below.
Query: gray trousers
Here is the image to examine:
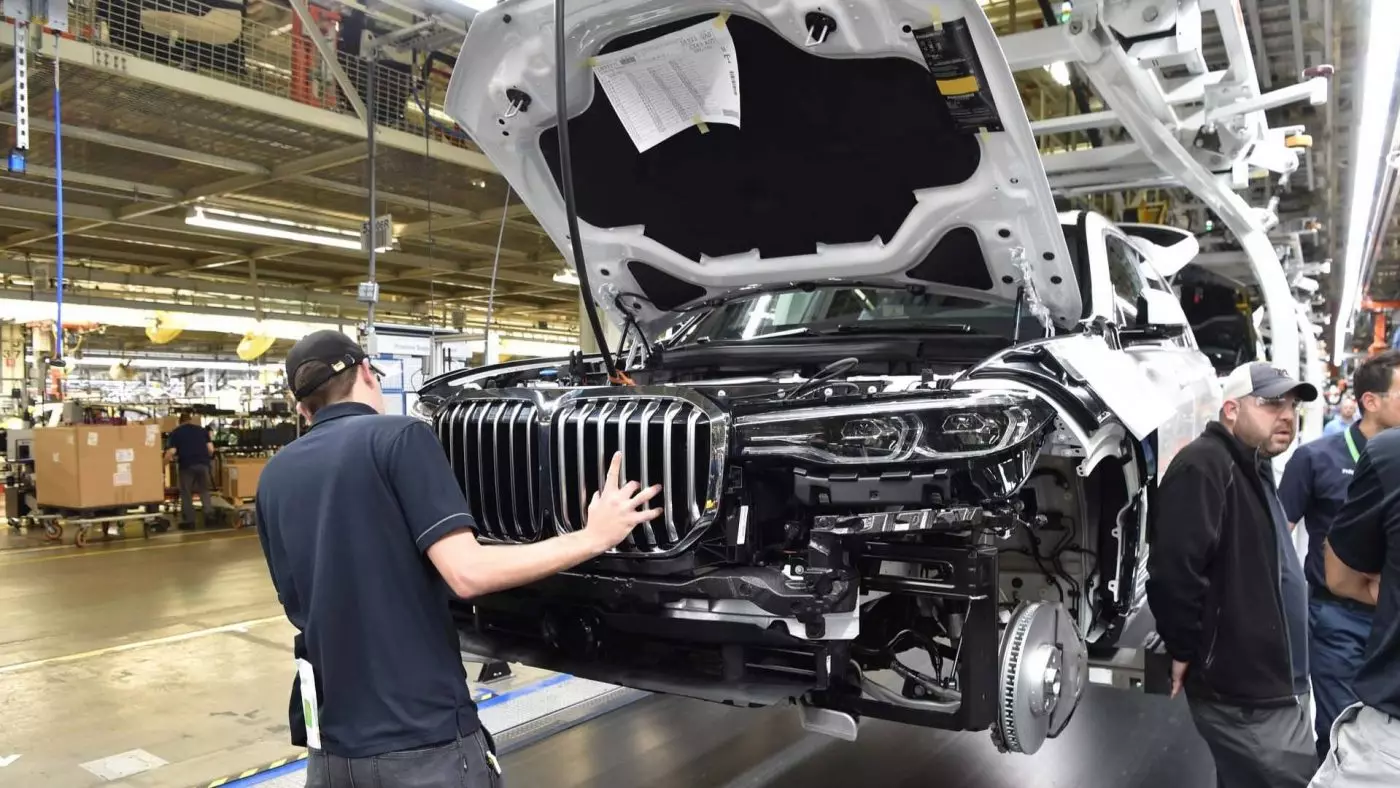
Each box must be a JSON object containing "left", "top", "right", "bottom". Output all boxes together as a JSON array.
[
  {"left": 306, "top": 729, "right": 502, "bottom": 788},
  {"left": 1188, "top": 693, "right": 1319, "bottom": 788},
  {"left": 177, "top": 465, "right": 212, "bottom": 526},
  {"left": 1309, "top": 703, "right": 1400, "bottom": 787}
]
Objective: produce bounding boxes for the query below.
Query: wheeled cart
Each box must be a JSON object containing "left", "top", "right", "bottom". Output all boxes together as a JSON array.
[{"left": 13, "top": 504, "right": 171, "bottom": 548}]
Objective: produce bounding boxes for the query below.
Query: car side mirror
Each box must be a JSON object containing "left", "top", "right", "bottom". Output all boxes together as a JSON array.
[{"left": 1123, "top": 290, "right": 1188, "bottom": 342}]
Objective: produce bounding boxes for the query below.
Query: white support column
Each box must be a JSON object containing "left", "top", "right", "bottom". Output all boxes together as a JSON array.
[{"left": 1065, "top": 14, "right": 1301, "bottom": 378}]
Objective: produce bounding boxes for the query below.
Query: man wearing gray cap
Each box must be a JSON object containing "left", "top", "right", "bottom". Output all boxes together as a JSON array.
[{"left": 1147, "top": 361, "right": 1320, "bottom": 787}]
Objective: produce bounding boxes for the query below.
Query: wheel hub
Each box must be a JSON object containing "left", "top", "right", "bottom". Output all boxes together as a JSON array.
[{"left": 995, "top": 601, "right": 1087, "bottom": 755}]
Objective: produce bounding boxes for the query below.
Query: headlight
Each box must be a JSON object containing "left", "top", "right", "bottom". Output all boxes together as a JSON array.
[{"left": 736, "top": 393, "right": 1055, "bottom": 464}]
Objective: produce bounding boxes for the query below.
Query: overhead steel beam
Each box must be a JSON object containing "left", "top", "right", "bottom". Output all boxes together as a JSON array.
[
  {"left": 0, "top": 112, "right": 269, "bottom": 175},
  {"left": 1241, "top": 0, "right": 1273, "bottom": 88},
  {"left": 20, "top": 165, "right": 184, "bottom": 200},
  {"left": 1001, "top": 25, "right": 1079, "bottom": 71},
  {"left": 286, "top": 0, "right": 369, "bottom": 123},
  {"left": 0, "top": 257, "right": 374, "bottom": 309},
  {"left": 0, "top": 19, "right": 495, "bottom": 175},
  {"left": 1041, "top": 143, "right": 1150, "bottom": 174},
  {"left": 0, "top": 144, "right": 368, "bottom": 249}
]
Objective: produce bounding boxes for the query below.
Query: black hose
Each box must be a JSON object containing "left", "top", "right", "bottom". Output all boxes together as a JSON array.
[
  {"left": 786, "top": 357, "right": 861, "bottom": 401},
  {"left": 555, "top": 0, "right": 624, "bottom": 383}
]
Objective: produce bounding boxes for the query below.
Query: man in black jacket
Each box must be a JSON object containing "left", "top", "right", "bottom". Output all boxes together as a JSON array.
[{"left": 1148, "top": 361, "right": 1319, "bottom": 787}]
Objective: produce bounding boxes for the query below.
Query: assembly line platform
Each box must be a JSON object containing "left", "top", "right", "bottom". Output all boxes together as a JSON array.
[{"left": 234, "top": 681, "right": 1211, "bottom": 788}]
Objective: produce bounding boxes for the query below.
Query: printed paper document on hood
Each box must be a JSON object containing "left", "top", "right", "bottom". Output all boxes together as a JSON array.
[{"left": 589, "top": 18, "right": 741, "bottom": 153}]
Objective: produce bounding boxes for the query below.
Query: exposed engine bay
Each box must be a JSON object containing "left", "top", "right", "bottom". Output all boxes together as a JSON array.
[{"left": 420, "top": 334, "right": 1156, "bottom": 755}]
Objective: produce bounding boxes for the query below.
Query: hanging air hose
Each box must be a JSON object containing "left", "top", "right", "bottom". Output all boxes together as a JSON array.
[
  {"left": 52, "top": 34, "right": 66, "bottom": 368},
  {"left": 553, "top": 0, "right": 630, "bottom": 385},
  {"left": 481, "top": 186, "right": 512, "bottom": 350}
]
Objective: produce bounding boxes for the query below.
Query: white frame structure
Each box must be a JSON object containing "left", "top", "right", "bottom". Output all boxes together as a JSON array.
[{"left": 1000, "top": 0, "right": 1327, "bottom": 398}]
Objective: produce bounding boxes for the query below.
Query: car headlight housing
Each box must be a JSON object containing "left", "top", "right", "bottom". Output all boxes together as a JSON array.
[{"left": 736, "top": 393, "right": 1056, "bottom": 464}]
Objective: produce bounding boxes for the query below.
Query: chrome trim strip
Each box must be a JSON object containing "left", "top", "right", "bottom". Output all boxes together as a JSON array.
[
  {"left": 660, "top": 401, "right": 683, "bottom": 543},
  {"left": 524, "top": 405, "right": 537, "bottom": 534},
  {"left": 686, "top": 408, "right": 703, "bottom": 522},
  {"left": 492, "top": 402, "right": 511, "bottom": 540},
  {"left": 616, "top": 400, "right": 639, "bottom": 482},
  {"left": 556, "top": 402, "right": 572, "bottom": 530},
  {"left": 573, "top": 402, "right": 594, "bottom": 526},
  {"left": 506, "top": 402, "right": 524, "bottom": 540},
  {"left": 637, "top": 399, "right": 663, "bottom": 547}
]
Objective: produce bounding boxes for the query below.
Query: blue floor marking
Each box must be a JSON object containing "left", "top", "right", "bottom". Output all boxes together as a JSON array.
[{"left": 222, "top": 673, "right": 575, "bottom": 787}]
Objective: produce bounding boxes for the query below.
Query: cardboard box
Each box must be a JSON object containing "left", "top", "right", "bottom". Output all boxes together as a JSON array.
[
  {"left": 221, "top": 457, "right": 267, "bottom": 500},
  {"left": 32, "top": 424, "right": 166, "bottom": 509},
  {"left": 158, "top": 414, "right": 201, "bottom": 432}
]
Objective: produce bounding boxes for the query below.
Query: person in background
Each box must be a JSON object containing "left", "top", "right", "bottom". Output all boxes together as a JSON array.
[
  {"left": 1147, "top": 361, "right": 1319, "bottom": 787},
  {"left": 1280, "top": 350, "right": 1400, "bottom": 759},
  {"left": 1323, "top": 396, "right": 1358, "bottom": 436},
  {"left": 165, "top": 413, "right": 214, "bottom": 530},
  {"left": 1308, "top": 426, "right": 1400, "bottom": 786}
]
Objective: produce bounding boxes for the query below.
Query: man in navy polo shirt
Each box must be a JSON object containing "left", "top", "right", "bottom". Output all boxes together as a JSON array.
[
  {"left": 1280, "top": 350, "right": 1400, "bottom": 758},
  {"left": 256, "top": 330, "right": 663, "bottom": 787},
  {"left": 1310, "top": 421, "right": 1400, "bottom": 785}
]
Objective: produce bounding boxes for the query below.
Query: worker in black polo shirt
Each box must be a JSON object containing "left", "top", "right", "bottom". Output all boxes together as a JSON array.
[
  {"left": 255, "top": 330, "right": 663, "bottom": 787},
  {"left": 1311, "top": 425, "right": 1400, "bottom": 785},
  {"left": 165, "top": 413, "right": 214, "bottom": 530},
  {"left": 1279, "top": 350, "right": 1400, "bottom": 759}
]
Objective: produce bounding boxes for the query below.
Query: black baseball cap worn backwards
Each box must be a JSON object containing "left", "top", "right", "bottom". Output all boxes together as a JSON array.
[{"left": 286, "top": 330, "right": 379, "bottom": 400}]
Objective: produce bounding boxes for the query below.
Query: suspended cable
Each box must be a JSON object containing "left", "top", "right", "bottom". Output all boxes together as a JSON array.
[
  {"left": 553, "top": 0, "right": 628, "bottom": 384},
  {"left": 481, "top": 186, "right": 511, "bottom": 347},
  {"left": 52, "top": 34, "right": 66, "bottom": 366}
]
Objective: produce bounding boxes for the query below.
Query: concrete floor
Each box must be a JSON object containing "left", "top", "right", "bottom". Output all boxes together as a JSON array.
[{"left": 0, "top": 528, "right": 545, "bottom": 787}]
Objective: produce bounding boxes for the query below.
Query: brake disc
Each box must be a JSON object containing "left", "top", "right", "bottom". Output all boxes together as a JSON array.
[{"left": 995, "top": 600, "right": 1088, "bottom": 755}]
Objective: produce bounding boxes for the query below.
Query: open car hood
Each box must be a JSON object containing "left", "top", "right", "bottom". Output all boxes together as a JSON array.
[{"left": 444, "top": 0, "right": 1078, "bottom": 331}]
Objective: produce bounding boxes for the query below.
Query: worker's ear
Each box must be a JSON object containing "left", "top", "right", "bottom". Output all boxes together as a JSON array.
[{"left": 295, "top": 402, "right": 312, "bottom": 423}]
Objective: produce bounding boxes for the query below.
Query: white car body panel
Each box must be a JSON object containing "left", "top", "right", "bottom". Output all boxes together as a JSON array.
[{"left": 444, "top": 0, "right": 1080, "bottom": 331}]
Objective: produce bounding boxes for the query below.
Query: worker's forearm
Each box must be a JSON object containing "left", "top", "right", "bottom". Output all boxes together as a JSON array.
[
  {"left": 452, "top": 531, "right": 609, "bottom": 598},
  {"left": 1325, "top": 541, "right": 1380, "bottom": 605}
]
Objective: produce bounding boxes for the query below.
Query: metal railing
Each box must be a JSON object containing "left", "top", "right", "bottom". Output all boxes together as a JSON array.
[{"left": 58, "top": 0, "right": 466, "bottom": 144}]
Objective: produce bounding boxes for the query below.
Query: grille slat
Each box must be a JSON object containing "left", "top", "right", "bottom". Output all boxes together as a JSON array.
[
  {"left": 660, "top": 401, "right": 683, "bottom": 544},
  {"left": 438, "top": 399, "right": 544, "bottom": 544},
  {"left": 491, "top": 403, "right": 511, "bottom": 540},
  {"left": 439, "top": 393, "right": 719, "bottom": 556}
]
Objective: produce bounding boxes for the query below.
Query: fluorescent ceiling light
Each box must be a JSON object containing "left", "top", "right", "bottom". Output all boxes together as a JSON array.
[
  {"left": 552, "top": 269, "right": 580, "bottom": 286},
  {"left": 1333, "top": 0, "right": 1400, "bottom": 364},
  {"left": 1045, "top": 61, "right": 1072, "bottom": 87},
  {"left": 186, "top": 206, "right": 388, "bottom": 252},
  {"left": 450, "top": 0, "right": 498, "bottom": 11}
]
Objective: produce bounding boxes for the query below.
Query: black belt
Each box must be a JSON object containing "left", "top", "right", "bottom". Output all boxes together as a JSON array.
[{"left": 1310, "top": 586, "right": 1376, "bottom": 614}]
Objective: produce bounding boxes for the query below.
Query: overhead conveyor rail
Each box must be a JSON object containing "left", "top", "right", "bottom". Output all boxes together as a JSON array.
[{"left": 999, "top": 0, "right": 1329, "bottom": 419}]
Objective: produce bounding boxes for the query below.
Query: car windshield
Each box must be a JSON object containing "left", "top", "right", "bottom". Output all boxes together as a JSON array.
[{"left": 667, "top": 287, "right": 1047, "bottom": 345}]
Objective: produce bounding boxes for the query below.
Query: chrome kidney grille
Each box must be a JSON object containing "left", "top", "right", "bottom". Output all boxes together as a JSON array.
[
  {"left": 433, "top": 390, "right": 724, "bottom": 556},
  {"left": 436, "top": 400, "right": 542, "bottom": 542},
  {"left": 553, "top": 397, "right": 714, "bottom": 554}
]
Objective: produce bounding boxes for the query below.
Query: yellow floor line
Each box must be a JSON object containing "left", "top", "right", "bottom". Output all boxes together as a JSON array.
[
  {"left": 1, "top": 533, "right": 258, "bottom": 567},
  {"left": 0, "top": 614, "right": 288, "bottom": 675}
]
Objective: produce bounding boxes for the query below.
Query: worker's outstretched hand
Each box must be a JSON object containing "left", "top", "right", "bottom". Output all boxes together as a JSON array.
[{"left": 584, "top": 452, "right": 662, "bottom": 551}]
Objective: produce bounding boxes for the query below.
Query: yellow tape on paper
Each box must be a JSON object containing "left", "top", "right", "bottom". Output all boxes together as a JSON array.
[
  {"left": 694, "top": 117, "right": 711, "bottom": 134},
  {"left": 587, "top": 56, "right": 599, "bottom": 67},
  {"left": 930, "top": 7, "right": 943, "bottom": 30},
  {"left": 936, "top": 75, "right": 979, "bottom": 96},
  {"left": 715, "top": 10, "right": 730, "bottom": 28}
]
